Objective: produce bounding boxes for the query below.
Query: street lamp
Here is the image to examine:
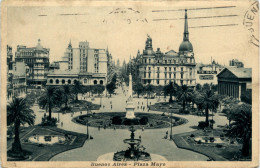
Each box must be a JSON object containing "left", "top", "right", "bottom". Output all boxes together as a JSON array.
[
  {"left": 86, "top": 105, "right": 89, "bottom": 139},
  {"left": 169, "top": 105, "right": 173, "bottom": 140}
]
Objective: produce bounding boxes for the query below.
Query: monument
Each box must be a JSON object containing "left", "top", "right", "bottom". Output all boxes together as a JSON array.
[{"left": 125, "top": 73, "right": 135, "bottom": 119}]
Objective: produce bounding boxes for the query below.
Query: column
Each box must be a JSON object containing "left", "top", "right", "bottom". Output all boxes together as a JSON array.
[{"left": 238, "top": 83, "right": 241, "bottom": 100}]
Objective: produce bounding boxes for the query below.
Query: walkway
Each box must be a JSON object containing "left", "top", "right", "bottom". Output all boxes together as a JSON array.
[{"left": 31, "top": 83, "right": 228, "bottom": 161}]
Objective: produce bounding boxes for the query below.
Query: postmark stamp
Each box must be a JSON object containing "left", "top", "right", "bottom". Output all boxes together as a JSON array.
[{"left": 243, "top": 1, "right": 259, "bottom": 47}]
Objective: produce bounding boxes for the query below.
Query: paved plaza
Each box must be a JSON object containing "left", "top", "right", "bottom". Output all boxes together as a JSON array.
[{"left": 26, "top": 84, "right": 229, "bottom": 161}]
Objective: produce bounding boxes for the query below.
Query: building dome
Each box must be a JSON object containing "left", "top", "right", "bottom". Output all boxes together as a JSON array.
[{"left": 179, "top": 40, "right": 193, "bottom": 52}]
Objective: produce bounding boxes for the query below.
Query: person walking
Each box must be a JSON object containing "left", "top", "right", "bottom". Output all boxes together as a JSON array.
[{"left": 61, "top": 121, "right": 63, "bottom": 127}]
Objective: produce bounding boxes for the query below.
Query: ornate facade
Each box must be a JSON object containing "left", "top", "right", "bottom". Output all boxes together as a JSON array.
[
  {"left": 136, "top": 10, "right": 196, "bottom": 86},
  {"left": 15, "top": 39, "right": 49, "bottom": 88}
]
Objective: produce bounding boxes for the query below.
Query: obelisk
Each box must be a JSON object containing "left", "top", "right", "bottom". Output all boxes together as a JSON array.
[{"left": 125, "top": 73, "right": 135, "bottom": 119}]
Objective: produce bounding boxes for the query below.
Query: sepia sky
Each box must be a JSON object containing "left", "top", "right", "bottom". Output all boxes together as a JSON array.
[{"left": 6, "top": 1, "right": 258, "bottom": 67}]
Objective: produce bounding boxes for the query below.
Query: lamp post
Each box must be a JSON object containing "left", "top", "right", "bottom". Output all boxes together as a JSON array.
[
  {"left": 169, "top": 105, "right": 173, "bottom": 140},
  {"left": 86, "top": 105, "right": 89, "bottom": 139}
]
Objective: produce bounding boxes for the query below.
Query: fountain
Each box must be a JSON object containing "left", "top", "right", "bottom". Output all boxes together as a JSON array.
[
  {"left": 113, "top": 126, "right": 151, "bottom": 161},
  {"left": 125, "top": 73, "right": 135, "bottom": 119}
]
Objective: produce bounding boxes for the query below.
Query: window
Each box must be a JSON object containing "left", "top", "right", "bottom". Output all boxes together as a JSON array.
[
  {"left": 74, "top": 80, "right": 77, "bottom": 84},
  {"left": 157, "top": 60, "right": 159, "bottom": 63},
  {"left": 62, "top": 79, "right": 65, "bottom": 84},
  {"left": 148, "top": 73, "right": 151, "bottom": 78},
  {"left": 157, "top": 73, "right": 159, "bottom": 78},
  {"left": 169, "top": 60, "right": 171, "bottom": 64},
  {"left": 174, "top": 74, "right": 176, "bottom": 79},
  {"left": 148, "top": 67, "right": 151, "bottom": 71},
  {"left": 145, "top": 59, "right": 147, "bottom": 63},
  {"left": 164, "top": 67, "right": 167, "bottom": 71},
  {"left": 149, "top": 59, "right": 151, "bottom": 63},
  {"left": 144, "top": 67, "right": 146, "bottom": 71},
  {"left": 50, "top": 79, "right": 53, "bottom": 84},
  {"left": 100, "top": 80, "right": 103, "bottom": 85},
  {"left": 68, "top": 80, "right": 71, "bottom": 84},
  {"left": 56, "top": 79, "right": 59, "bottom": 84},
  {"left": 169, "top": 67, "right": 171, "bottom": 71},
  {"left": 94, "top": 80, "right": 97, "bottom": 85},
  {"left": 169, "top": 73, "right": 171, "bottom": 78},
  {"left": 157, "top": 80, "right": 159, "bottom": 85},
  {"left": 181, "top": 67, "right": 183, "bottom": 71},
  {"left": 144, "top": 72, "right": 146, "bottom": 78},
  {"left": 165, "top": 60, "right": 167, "bottom": 64},
  {"left": 165, "top": 73, "right": 167, "bottom": 78},
  {"left": 144, "top": 80, "right": 146, "bottom": 84},
  {"left": 181, "top": 74, "right": 183, "bottom": 79},
  {"left": 174, "top": 67, "right": 176, "bottom": 71},
  {"left": 157, "top": 67, "right": 160, "bottom": 71},
  {"left": 190, "top": 58, "right": 192, "bottom": 63}
]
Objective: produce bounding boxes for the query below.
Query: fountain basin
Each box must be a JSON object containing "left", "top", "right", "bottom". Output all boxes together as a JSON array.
[{"left": 27, "top": 135, "right": 66, "bottom": 145}]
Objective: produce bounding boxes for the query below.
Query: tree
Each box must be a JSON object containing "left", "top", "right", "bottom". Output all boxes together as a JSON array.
[
  {"left": 145, "top": 84, "right": 153, "bottom": 98},
  {"left": 201, "top": 90, "right": 219, "bottom": 126},
  {"left": 227, "top": 103, "right": 252, "bottom": 157},
  {"left": 106, "top": 82, "right": 116, "bottom": 96},
  {"left": 93, "top": 85, "right": 105, "bottom": 96},
  {"left": 195, "top": 84, "right": 202, "bottom": 91},
  {"left": 61, "top": 85, "right": 72, "bottom": 109},
  {"left": 241, "top": 89, "right": 252, "bottom": 104},
  {"left": 7, "top": 97, "right": 35, "bottom": 154},
  {"left": 221, "top": 96, "right": 239, "bottom": 127},
  {"left": 177, "top": 85, "right": 193, "bottom": 111},
  {"left": 164, "top": 81, "right": 178, "bottom": 104},
  {"left": 203, "top": 83, "right": 210, "bottom": 91},
  {"left": 38, "top": 86, "right": 62, "bottom": 120},
  {"left": 133, "top": 82, "right": 144, "bottom": 98},
  {"left": 71, "top": 80, "right": 84, "bottom": 101},
  {"left": 111, "top": 74, "right": 117, "bottom": 84},
  {"left": 194, "top": 92, "right": 204, "bottom": 113}
]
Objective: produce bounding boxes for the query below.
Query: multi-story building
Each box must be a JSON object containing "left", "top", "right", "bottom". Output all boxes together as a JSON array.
[
  {"left": 47, "top": 41, "right": 108, "bottom": 86},
  {"left": 229, "top": 59, "right": 244, "bottom": 68},
  {"left": 15, "top": 39, "right": 49, "bottom": 88},
  {"left": 196, "top": 59, "right": 225, "bottom": 85},
  {"left": 136, "top": 9, "right": 196, "bottom": 86},
  {"left": 7, "top": 61, "right": 29, "bottom": 100}
]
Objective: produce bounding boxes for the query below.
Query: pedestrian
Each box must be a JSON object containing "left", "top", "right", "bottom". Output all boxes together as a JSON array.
[
  {"left": 139, "top": 135, "right": 141, "bottom": 139},
  {"left": 80, "top": 111, "right": 82, "bottom": 114},
  {"left": 98, "top": 126, "right": 100, "bottom": 131},
  {"left": 61, "top": 122, "right": 63, "bottom": 127},
  {"left": 142, "top": 127, "right": 144, "bottom": 131},
  {"left": 111, "top": 105, "right": 112, "bottom": 109},
  {"left": 150, "top": 102, "right": 151, "bottom": 105},
  {"left": 114, "top": 127, "right": 116, "bottom": 130},
  {"left": 166, "top": 131, "right": 168, "bottom": 135}
]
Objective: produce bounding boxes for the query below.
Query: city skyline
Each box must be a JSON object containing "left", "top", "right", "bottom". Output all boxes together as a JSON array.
[{"left": 6, "top": 1, "right": 257, "bottom": 68}]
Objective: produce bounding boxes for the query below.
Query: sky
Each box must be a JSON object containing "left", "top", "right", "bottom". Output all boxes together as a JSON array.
[{"left": 6, "top": 1, "right": 259, "bottom": 68}]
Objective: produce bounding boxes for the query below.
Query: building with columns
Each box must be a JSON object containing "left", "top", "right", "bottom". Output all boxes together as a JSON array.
[
  {"left": 217, "top": 67, "right": 252, "bottom": 100},
  {"left": 135, "top": 9, "right": 196, "bottom": 86},
  {"left": 47, "top": 40, "right": 107, "bottom": 86}
]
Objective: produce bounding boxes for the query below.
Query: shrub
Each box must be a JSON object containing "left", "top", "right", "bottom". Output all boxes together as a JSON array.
[
  {"left": 183, "top": 110, "right": 189, "bottom": 114},
  {"left": 161, "top": 113, "right": 166, "bottom": 116},
  {"left": 216, "top": 144, "right": 222, "bottom": 148},
  {"left": 198, "top": 121, "right": 209, "bottom": 129},
  {"left": 197, "top": 140, "right": 202, "bottom": 144},
  {"left": 190, "top": 134, "right": 195, "bottom": 137},
  {"left": 41, "top": 117, "right": 58, "bottom": 126},
  {"left": 139, "top": 116, "right": 149, "bottom": 125},
  {"left": 112, "top": 116, "right": 122, "bottom": 125},
  {"left": 123, "top": 119, "right": 139, "bottom": 125}
]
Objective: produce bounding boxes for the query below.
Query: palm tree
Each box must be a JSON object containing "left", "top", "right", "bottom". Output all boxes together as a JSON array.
[
  {"left": 164, "top": 81, "right": 178, "bottom": 104},
  {"left": 71, "top": 81, "right": 84, "bottom": 101},
  {"left": 7, "top": 97, "right": 35, "bottom": 154},
  {"left": 61, "top": 85, "right": 72, "bottom": 109},
  {"left": 227, "top": 103, "right": 252, "bottom": 157},
  {"left": 202, "top": 90, "right": 215, "bottom": 126},
  {"left": 177, "top": 85, "right": 192, "bottom": 111},
  {"left": 38, "top": 86, "right": 62, "bottom": 121}
]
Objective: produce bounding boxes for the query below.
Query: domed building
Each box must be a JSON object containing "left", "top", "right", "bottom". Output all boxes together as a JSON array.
[{"left": 136, "top": 9, "right": 196, "bottom": 86}]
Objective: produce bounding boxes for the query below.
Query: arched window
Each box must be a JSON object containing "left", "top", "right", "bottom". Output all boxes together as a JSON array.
[
  {"left": 56, "top": 79, "right": 59, "bottom": 84},
  {"left": 62, "top": 79, "right": 65, "bottom": 84},
  {"left": 68, "top": 80, "right": 71, "bottom": 84},
  {"left": 84, "top": 79, "right": 87, "bottom": 83},
  {"left": 94, "top": 80, "right": 97, "bottom": 85},
  {"left": 74, "top": 80, "right": 77, "bottom": 84},
  {"left": 50, "top": 79, "right": 53, "bottom": 84},
  {"left": 100, "top": 80, "right": 103, "bottom": 85}
]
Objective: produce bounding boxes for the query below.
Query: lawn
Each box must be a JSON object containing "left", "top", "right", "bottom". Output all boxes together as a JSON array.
[
  {"left": 7, "top": 126, "right": 87, "bottom": 161},
  {"left": 72, "top": 112, "right": 188, "bottom": 129},
  {"left": 173, "top": 129, "right": 250, "bottom": 161}
]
